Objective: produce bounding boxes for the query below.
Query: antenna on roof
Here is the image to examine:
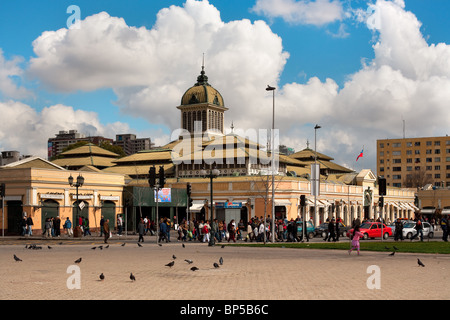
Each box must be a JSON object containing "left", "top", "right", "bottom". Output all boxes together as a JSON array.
[{"left": 202, "top": 52, "right": 205, "bottom": 72}]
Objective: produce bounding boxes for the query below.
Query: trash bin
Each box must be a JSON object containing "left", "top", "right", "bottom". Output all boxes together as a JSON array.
[{"left": 73, "top": 226, "right": 82, "bottom": 238}]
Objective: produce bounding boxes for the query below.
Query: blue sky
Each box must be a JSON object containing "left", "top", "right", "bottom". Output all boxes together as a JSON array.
[{"left": 1, "top": 0, "right": 450, "bottom": 174}]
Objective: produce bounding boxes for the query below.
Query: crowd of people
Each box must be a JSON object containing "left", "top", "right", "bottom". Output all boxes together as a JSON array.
[{"left": 15, "top": 212, "right": 450, "bottom": 243}]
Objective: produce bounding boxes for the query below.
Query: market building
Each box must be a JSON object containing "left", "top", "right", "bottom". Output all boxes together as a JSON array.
[{"left": 0, "top": 157, "right": 125, "bottom": 235}]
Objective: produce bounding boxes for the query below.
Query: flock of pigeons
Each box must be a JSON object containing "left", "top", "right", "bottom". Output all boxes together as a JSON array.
[
  {"left": 13, "top": 241, "right": 228, "bottom": 282},
  {"left": 13, "top": 242, "right": 428, "bottom": 283}
]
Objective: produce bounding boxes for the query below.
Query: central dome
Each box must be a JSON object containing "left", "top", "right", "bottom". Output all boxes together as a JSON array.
[{"left": 180, "top": 68, "right": 225, "bottom": 107}]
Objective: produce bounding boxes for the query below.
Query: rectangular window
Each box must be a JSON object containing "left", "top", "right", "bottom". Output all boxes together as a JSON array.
[
  {"left": 406, "top": 142, "right": 412, "bottom": 147},
  {"left": 435, "top": 141, "right": 441, "bottom": 146},
  {"left": 393, "top": 175, "right": 401, "bottom": 180},
  {"left": 435, "top": 149, "right": 441, "bottom": 154},
  {"left": 393, "top": 159, "right": 402, "bottom": 164},
  {"left": 393, "top": 143, "right": 401, "bottom": 148},
  {"left": 393, "top": 151, "right": 401, "bottom": 156},
  {"left": 435, "top": 166, "right": 441, "bottom": 170},
  {"left": 435, "top": 157, "right": 441, "bottom": 162},
  {"left": 415, "top": 142, "right": 421, "bottom": 146},
  {"left": 393, "top": 167, "right": 402, "bottom": 172}
]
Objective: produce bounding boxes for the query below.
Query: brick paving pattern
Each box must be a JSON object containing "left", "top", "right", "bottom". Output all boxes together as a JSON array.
[{"left": 0, "top": 238, "right": 449, "bottom": 300}]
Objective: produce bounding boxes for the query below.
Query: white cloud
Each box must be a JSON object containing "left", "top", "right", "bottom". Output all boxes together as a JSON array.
[
  {"left": 28, "top": 0, "right": 289, "bottom": 132},
  {"left": 0, "top": 49, "right": 33, "bottom": 100},
  {"left": 0, "top": 101, "right": 130, "bottom": 157},
  {"left": 251, "top": 0, "right": 344, "bottom": 26}
]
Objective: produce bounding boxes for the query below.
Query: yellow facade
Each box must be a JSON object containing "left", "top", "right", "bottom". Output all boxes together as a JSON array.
[{"left": 0, "top": 166, "right": 125, "bottom": 235}]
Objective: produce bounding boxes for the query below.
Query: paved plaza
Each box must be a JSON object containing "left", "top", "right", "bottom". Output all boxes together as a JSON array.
[{"left": 0, "top": 236, "right": 449, "bottom": 301}]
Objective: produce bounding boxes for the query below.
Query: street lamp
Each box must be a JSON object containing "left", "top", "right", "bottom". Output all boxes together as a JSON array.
[
  {"left": 266, "top": 85, "right": 276, "bottom": 243},
  {"left": 201, "top": 167, "right": 219, "bottom": 246},
  {"left": 68, "top": 174, "right": 84, "bottom": 227},
  {"left": 314, "top": 124, "right": 321, "bottom": 226}
]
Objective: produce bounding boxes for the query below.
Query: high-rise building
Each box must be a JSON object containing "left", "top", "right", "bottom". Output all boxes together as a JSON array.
[
  {"left": 377, "top": 136, "right": 450, "bottom": 188},
  {"left": 113, "top": 134, "right": 153, "bottom": 155}
]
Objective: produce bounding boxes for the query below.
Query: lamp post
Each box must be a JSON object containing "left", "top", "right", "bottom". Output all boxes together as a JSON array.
[
  {"left": 68, "top": 174, "right": 84, "bottom": 228},
  {"left": 201, "top": 167, "right": 219, "bottom": 246},
  {"left": 314, "top": 124, "right": 321, "bottom": 226},
  {"left": 266, "top": 85, "right": 276, "bottom": 243}
]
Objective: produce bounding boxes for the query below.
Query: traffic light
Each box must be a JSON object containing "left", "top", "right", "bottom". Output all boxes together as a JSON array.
[
  {"left": 300, "top": 195, "right": 306, "bottom": 207},
  {"left": 148, "top": 166, "right": 156, "bottom": 188},
  {"left": 187, "top": 183, "right": 191, "bottom": 197},
  {"left": 378, "top": 177, "right": 386, "bottom": 196},
  {"left": 0, "top": 183, "right": 5, "bottom": 197},
  {"left": 159, "top": 166, "right": 165, "bottom": 188},
  {"left": 378, "top": 196, "right": 384, "bottom": 208},
  {"left": 188, "top": 197, "right": 193, "bottom": 208}
]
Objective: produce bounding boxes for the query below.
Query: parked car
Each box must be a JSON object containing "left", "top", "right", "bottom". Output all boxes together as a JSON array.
[
  {"left": 296, "top": 220, "right": 315, "bottom": 239},
  {"left": 348, "top": 222, "right": 392, "bottom": 240},
  {"left": 314, "top": 222, "right": 350, "bottom": 238},
  {"left": 402, "top": 221, "right": 434, "bottom": 239},
  {"left": 388, "top": 219, "right": 414, "bottom": 234}
]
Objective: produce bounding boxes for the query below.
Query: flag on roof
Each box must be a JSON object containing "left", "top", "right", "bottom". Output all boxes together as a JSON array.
[{"left": 356, "top": 148, "right": 364, "bottom": 162}]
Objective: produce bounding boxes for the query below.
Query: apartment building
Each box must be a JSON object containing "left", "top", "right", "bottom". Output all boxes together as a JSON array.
[
  {"left": 48, "top": 130, "right": 113, "bottom": 160},
  {"left": 113, "top": 134, "right": 153, "bottom": 155},
  {"left": 377, "top": 136, "right": 450, "bottom": 188}
]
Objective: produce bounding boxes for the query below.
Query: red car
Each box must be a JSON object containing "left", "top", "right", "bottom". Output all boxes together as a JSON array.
[{"left": 348, "top": 222, "right": 392, "bottom": 240}]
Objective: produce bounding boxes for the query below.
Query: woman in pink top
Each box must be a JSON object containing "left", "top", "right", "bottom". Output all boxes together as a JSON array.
[{"left": 348, "top": 226, "right": 364, "bottom": 255}]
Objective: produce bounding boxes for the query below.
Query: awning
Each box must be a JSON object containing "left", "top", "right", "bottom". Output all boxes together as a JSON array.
[
  {"left": 307, "top": 199, "right": 324, "bottom": 207},
  {"left": 420, "top": 209, "right": 435, "bottom": 214},
  {"left": 442, "top": 209, "right": 450, "bottom": 215},
  {"left": 275, "top": 200, "right": 292, "bottom": 207},
  {"left": 318, "top": 199, "right": 331, "bottom": 207},
  {"left": 388, "top": 202, "right": 400, "bottom": 209},
  {"left": 190, "top": 200, "right": 205, "bottom": 212}
]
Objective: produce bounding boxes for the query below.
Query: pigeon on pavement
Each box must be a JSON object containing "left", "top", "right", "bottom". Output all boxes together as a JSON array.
[
  {"left": 389, "top": 251, "right": 395, "bottom": 256},
  {"left": 184, "top": 259, "right": 193, "bottom": 264},
  {"left": 130, "top": 273, "right": 136, "bottom": 281},
  {"left": 417, "top": 258, "right": 425, "bottom": 267},
  {"left": 165, "top": 261, "right": 175, "bottom": 268},
  {"left": 99, "top": 273, "right": 105, "bottom": 281},
  {"left": 172, "top": 254, "right": 177, "bottom": 260},
  {"left": 137, "top": 243, "right": 143, "bottom": 247},
  {"left": 14, "top": 254, "right": 22, "bottom": 262},
  {"left": 219, "top": 257, "right": 223, "bottom": 265},
  {"left": 74, "top": 257, "right": 82, "bottom": 264},
  {"left": 190, "top": 267, "right": 199, "bottom": 271},
  {"left": 213, "top": 262, "right": 219, "bottom": 268}
]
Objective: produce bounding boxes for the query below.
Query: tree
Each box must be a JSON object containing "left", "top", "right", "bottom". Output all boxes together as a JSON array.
[{"left": 403, "top": 167, "right": 433, "bottom": 188}]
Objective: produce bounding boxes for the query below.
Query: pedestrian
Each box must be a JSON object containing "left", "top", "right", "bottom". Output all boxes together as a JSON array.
[
  {"left": 300, "top": 220, "right": 309, "bottom": 242},
  {"left": 103, "top": 218, "right": 110, "bottom": 244},
  {"left": 138, "top": 218, "right": 145, "bottom": 242},
  {"left": 211, "top": 219, "right": 221, "bottom": 242},
  {"left": 326, "top": 218, "right": 336, "bottom": 242},
  {"left": 166, "top": 219, "right": 172, "bottom": 242},
  {"left": 394, "top": 219, "right": 404, "bottom": 241},
  {"left": 54, "top": 216, "right": 61, "bottom": 237},
  {"left": 202, "top": 220, "right": 210, "bottom": 243},
  {"left": 99, "top": 216, "right": 105, "bottom": 237},
  {"left": 45, "top": 218, "right": 52, "bottom": 238},
  {"left": 159, "top": 218, "right": 168, "bottom": 242},
  {"left": 237, "top": 219, "right": 245, "bottom": 240},
  {"left": 411, "top": 219, "right": 424, "bottom": 241},
  {"left": 64, "top": 217, "right": 73, "bottom": 237},
  {"left": 348, "top": 226, "right": 363, "bottom": 255},
  {"left": 20, "top": 216, "right": 27, "bottom": 236},
  {"left": 26, "top": 215, "right": 34, "bottom": 236},
  {"left": 188, "top": 218, "right": 195, "bottom": 241},
  {"left": 117, "top": 214, "right": 123, "bottom": 236},
  {"left": 143, "top": 216, "right": 148, "bottom": 235},
  {"left": 228, "top": 219, "right": 236, "bottom": 243},
  {"left": 440, "top": 216, "right": 448, "bottom": 242},
  {"left": 335, "top": 217, "right": 340, "bottom": 241}
]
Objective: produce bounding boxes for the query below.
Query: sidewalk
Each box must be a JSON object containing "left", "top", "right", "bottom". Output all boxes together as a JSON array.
[{"left": 1, "top": 236, "right": 449, "bottom": 300}]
